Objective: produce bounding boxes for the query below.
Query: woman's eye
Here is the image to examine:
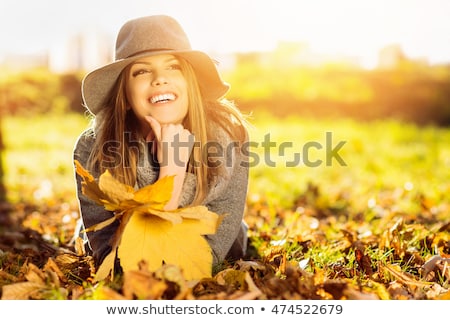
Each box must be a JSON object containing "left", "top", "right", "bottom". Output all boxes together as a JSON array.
[
  {"left": 132, "top": 69, "right": 150, "bottom": 77},
  {"left": 168, "top": 64, "right": 181, "bottom": 70}
]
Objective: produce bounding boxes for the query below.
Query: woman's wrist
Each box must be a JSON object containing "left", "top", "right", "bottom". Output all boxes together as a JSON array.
[{"left": 159, "top": 166, "right": 187, "bottom": 210}]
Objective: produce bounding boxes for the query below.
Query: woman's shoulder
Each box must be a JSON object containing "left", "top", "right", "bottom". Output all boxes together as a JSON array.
[
  {"left": 73, "top": 127, "right": 96, "bottom": 154},
  {"left": 210, "top": 114, "right": 249, "bottom": 144},
  {"left": 207, "top": 100, "right": 249, "bottom": 143}
]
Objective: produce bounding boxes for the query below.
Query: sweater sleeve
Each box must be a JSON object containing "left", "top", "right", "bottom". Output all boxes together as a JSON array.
[
  {"left": 203, "top": 127, "right": 249, "bottom": 264},
  {"left": 72, "top": 130, "right": 119, "bottom": 267}
]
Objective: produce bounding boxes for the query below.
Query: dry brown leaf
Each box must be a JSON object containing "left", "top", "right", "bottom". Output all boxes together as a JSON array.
[
  {"left": 154, "top": 264, "right": 188, "bottom": 289},
  {"left": 434, "top": 289, "right": 450, "bottom": 300},
  {"left": 1, "top": 281, "right": 47, "bottom": 300},
  {"left": 215, "top": 269, "right": 247, "bottom": 289},
  {"left": 24, "top": 263, "right": 46, "bottom": 284},
  {"left": 354, "top": 241, "right": 373, "bottom": 276},
  {"left": 74, "top": 159, "right": 111, "bottom": 206},
  {"left": 74, "top": 236, "right": 86, "bottom": 256},
  {"left": 380, "top": 263, "right": 434, "bottom": 288},
  {"left": 1, "top": 263, "right": 56, "bottom": 300},
  {"left": 422, "top": 255, "right": 450, "bottom": 278},
  {"left": 94, "top": 250, "right": 116, "bottom": 282},
  {"left": 122, "top": 269, "right": 168, "bottom": 299},
  {"left": 93, "top": 286, "right": 127, "bottom": 300},
  {"left": 243, "top": 272, "right": 263, "bottom": 296},
  {"left": 0, "top": 270, "right": 19, "bottom": 283},
  {"left": 83, "top": 215, "right": 118, "bottom": 233},
  {"left": 388, "top": 281, "right": 412, "bottom": 299},
  {"left": 43, "top": 257, "right": 67, "bottom": 283},
  {"left": 236, "top": 260, "right": 268, "bottom": 272}
]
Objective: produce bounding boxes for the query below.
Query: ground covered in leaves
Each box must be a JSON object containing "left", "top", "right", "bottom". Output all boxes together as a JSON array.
[
  {"left": 1, "top": 114, "right": 449, "bottom": 300},
  {"left": 0, "top": 183, "right": 449, "bottom": 300}
]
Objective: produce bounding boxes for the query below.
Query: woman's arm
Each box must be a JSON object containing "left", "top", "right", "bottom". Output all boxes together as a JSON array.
[
  {"left": 73, "top": 130, "right": 119, "bottom": 267},
  {"left": 144, "top": 116, "right": 194, "bottom": 210},
  {"left": 203, "top": 126, "right": 249, "bottom": 264}
]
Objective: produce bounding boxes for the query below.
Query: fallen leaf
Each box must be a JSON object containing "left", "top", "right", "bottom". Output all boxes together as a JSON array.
[
  {"left": 74, "top": 160, "right": 111, "bottom": 207},
  {"left": 118, "top": 212, "right": 216, "bottom": 280},
  {"left": 215, "top": 269, "right": 247, "bottom": 289},
  {"left": 122, "top": 269, "right": 168, "bottom": 299},
  {"left": 75, "top": 160, "right": 221, "bottom": 281},
  {"left": 98, "top": 170, "right": 135, "bottom": 210},
  {"left": 133, "top": 175, "right": 174, "bottom": 210},
  {"left": 380, "top": 263, "right": 434, "bottom": 288},
  {"left": 421, "top": 255, "right": 450, "bottom": 278},
  {"left": 94, "top": 249, "right": 116, "bottom": 282},
  {"left": 354, "top": 241, "right": 373, "bottom": 276},
  {"left": 1, "top": 281, "right": 47, "bottom": 300},
  {"left": 92, "top": 286, "right": 127, "bottom": 300}
]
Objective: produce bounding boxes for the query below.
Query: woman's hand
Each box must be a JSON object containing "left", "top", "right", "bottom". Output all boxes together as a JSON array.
[
  {"left": 144, "top": 116, "right": 195, "bottom": 210},
  {"left": 145, "top": 116, "right": 194, "bottom": 169}
]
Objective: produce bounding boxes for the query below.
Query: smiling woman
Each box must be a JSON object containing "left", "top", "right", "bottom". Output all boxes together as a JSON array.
[
  {"left": 126, "top": 55, "right": 189, "bottom": 127},
  {"left": 72, "top": 15, "right": 251, "bottom": 278}
]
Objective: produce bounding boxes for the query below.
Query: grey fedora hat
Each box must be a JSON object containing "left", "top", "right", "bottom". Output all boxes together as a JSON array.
[{"left": 82, "top": 15, "right": 230, "bottom": 115}]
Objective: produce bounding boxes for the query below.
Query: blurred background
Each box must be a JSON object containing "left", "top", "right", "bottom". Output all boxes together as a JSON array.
[
  {"left": 1, "top": 0, "right": 450, "bottom": 122},
  {"left": 0, "top": 0, "right": 449, "bottom": 220}
]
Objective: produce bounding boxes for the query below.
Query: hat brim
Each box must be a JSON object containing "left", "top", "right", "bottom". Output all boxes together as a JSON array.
[{"left": 82, "top": 50, "right": 230, "bottom": 115}]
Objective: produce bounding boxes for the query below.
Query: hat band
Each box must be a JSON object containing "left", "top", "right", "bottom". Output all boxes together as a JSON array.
[{"left": 124, "top": 48, "right": 176, "bottom": 59}]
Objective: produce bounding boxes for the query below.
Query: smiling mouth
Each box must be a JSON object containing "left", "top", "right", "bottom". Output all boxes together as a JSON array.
[{"left": 149, "top": 93, "right": 176, "bottom": 104}]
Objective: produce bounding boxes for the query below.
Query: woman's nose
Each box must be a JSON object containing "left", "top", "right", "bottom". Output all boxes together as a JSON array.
[{"left": 151, "top": 71, "right": 168, "bottom": 86}]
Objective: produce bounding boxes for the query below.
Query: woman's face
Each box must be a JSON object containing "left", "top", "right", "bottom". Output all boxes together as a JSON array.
[{"left": 126, "top": 54, "right": 189, "bottom": 132}]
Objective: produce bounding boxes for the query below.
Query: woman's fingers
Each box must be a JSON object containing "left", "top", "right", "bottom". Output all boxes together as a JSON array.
[
  {"left": 144, "top": 116, "right": 194, "bottom": 166},
  {"left": 144, "top": 116, "right": 161, "bottom": 142},
  {"left": 160, "top": 125, "right": 194, "bottom": 166}
]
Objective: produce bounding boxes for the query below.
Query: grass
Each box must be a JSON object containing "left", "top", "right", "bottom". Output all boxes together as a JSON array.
[
  {"left": 2, "top": 113, "right": 91, "bottom": 203},
  {"left": 246, "top": 112, "right": 450, "bottom": 213},
  {"left": 3, "top": 111, "right": 449, "bottom": 206},
  {"left": 1, "top": 111, "right": 450, "bottom": 298}
]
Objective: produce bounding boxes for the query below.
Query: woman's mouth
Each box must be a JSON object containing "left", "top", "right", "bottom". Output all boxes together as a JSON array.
[{"left": 149, "top": 93, "right": 176, "bottom": 104}]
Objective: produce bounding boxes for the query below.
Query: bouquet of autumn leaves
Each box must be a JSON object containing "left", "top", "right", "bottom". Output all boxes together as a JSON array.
[{"left": 74, "top": 160, "right": 222, "bottom": 281}]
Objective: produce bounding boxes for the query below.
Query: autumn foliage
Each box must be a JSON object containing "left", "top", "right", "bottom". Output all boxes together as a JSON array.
[
  {"left": 0, "top": 168, "right": 449, "bottom": 299},
  {"left": 74, "top": 160, "right": 220, "bottom": 281}
]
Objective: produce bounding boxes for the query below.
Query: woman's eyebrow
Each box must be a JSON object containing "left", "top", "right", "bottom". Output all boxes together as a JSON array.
[{"left": 131, "top": 61, "right": 151, "bottom": 67}]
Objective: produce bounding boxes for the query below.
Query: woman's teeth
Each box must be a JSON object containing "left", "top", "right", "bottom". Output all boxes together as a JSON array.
[{"left": 150, "top": 93, "right": 175, "bottom": 104}]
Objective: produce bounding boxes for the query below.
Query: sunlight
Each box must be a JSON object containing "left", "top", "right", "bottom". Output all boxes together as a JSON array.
[{"left": 1, "top": 0, "right": 450, "bottom": 68}]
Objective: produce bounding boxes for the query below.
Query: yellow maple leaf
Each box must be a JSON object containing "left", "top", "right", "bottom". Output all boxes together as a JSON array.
[
  {"left": 74, "top": 160, "right": 221, "bottom": 281},
  {"left": 74, "top": 159, "right": 110, "bottom": 206},
  {"left": 133, "top": 175, "right": 174, "bottom": 210},
  {"left": 98, "top": 170, "right": 135, "bottom": 211},
  {"left": 118, "top": 211, "right": 216, "bottom": 280}
]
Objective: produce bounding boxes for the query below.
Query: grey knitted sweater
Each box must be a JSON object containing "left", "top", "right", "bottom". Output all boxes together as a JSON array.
[{"left": 73, "top": 125, "right": 249, "bottom": 268}]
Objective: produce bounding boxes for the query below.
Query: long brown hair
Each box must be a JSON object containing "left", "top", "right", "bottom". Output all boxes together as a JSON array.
[{"left": 87, "top": 55, "right": 249, "bottom": 205}]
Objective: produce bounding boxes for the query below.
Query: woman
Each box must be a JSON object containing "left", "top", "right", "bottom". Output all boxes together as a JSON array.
[{"left": 73, "top": 15, "right": 249, "bottom": 271}]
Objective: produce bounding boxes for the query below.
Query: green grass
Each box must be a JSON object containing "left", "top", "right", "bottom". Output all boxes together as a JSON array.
[
  {"left": 3, "top": 111, "right": 449, "bottom": 210},
  {"left": 246, "top": 112, "right": 450, "bottom": 213},
  {"left": 2, "top": 113, "right": 92, "bottom": 203}
]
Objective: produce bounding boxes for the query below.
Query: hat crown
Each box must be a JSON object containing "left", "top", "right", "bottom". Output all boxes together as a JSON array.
[
  {"left": 82, "top": 15, "right": 229, "bottom": 115},
  {"left": 115, "top": 15, "right": 192, "bottom": 60}
]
